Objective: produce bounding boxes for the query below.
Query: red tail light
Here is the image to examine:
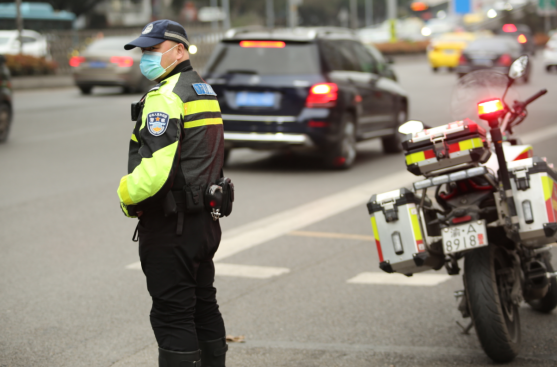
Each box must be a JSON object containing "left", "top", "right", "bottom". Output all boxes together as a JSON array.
[
  {"left": 458, "top": 55, "right": 468, "bottom": 65},
  {"left": 306, "top": 83, "right": 338, "bottom": 108},
  {"left": 502, "top": 24, "right": 517, "bottom": 32},
  {"left": 452, "top": 215, "right": 472, "bottom": 224},
  {"left": 308, "top": 120, "right": 330, "bottom": 128},
  {"left": 110, "top": 56, "right": 134, "bottom": 67},
  {"left": 498, "top": 54, "right": 512, "bottom": 66},
  {"left": 517, "top": 34, "right": 527, "bottom": 44},
  {"left": 69, "top": 56, "right": 85, "bottom": 67},
  {"left": 239, "top": 40, "right": 286, "bottom": 48}
]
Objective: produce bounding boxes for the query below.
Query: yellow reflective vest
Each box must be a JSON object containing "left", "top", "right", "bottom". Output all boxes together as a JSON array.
[{"left": 117, "top": 61, "right": 225, "bottom": 217}]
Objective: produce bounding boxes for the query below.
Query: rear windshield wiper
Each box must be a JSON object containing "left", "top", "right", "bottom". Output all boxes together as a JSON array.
[{"left": 226, "top": 69, "right": 258, "bottom": 75}]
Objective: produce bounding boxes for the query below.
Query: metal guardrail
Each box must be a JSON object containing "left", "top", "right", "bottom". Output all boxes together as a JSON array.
[{"left": 44, "top": 26, "right": 223, "bottom": 75}]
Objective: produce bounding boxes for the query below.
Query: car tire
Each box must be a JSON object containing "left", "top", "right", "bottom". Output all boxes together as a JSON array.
[
  {"left": 457, "top": 73, "right": 465, "bottom": 79},
  {"left": 324, "top": 112, "right": 357, "bottom": 169},
  {"left": 432, "top": 67, "right": 439, "bottom": 73},
  {"left": 0, "top": 103, "right": 12, "bottom": 143},
  {"left": 448, "top": 67, "right": 455, "bottom": 72},
  {"left": 381, "top": 107, "right": 406, "bottom": 154},
  {"left": 79, "top": 85, "right": 93, "bottom": 95}
]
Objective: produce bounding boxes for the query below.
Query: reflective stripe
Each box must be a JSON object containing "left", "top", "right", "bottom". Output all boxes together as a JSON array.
[
  {"left": 131, "top": 134, "right": 138, "bottom": 142},
  {"left": 409, "top": 205, "right": 425, "bottom": 252},
  {"left": 458, "top": 137, "right": 483, "bottom": 151},
  {"left": 118, "top": 175, "right": 135, "bottom": 205},
  {"left": 118, "top": 142, "right": 178, "bottom": 205},
  {"left": 406, "top": 150, "right": 435, "bottom": 165},
  {"left": 370, "top": 216, "right": 383, "bottom": 262},
  {"left": 184, "top": 99, "right": 221, "bottom": 115},
  {"left": 184, "top": 117, "right": 223, "bottom": 129}
]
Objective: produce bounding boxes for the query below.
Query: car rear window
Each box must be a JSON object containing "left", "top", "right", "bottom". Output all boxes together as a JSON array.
[
  {"left": 205, "top": 41, "right": 320, "bottom": 75},
  {"left": 466, "top": 38, "right": 519, "bottom": 53},
  {"left": 87, "top": 38, "right": 132, "bottom": 52}
]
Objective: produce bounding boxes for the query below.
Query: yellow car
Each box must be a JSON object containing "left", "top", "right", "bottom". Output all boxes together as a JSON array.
[{"left": 427, "top": 32, "right": 476, "bottom": 72}]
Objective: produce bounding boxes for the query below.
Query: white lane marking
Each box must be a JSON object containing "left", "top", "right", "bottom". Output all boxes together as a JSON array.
[
  {"left": 126, "top": 261, "right": 290, "bottom": 279},
  {"left": 215, "top": 263, "right": 290, "bottom": 278},
  {"left": 214, "top": 170, "right": 413, "bottom": 262},
  {"left": 126, "top": 262, "right": 142, "bottom": 270},
  {"left": 347, "top": 272, "right": 452, "bottom": 286}
]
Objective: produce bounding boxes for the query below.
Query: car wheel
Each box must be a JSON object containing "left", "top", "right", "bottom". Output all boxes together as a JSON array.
[
  {"left": 457, "top": 73, "right": 465, "bottom": 79},
  {"left": 0, "top": 103, "right": 12, "bottom": 143},
  {"left": 432, "top": 67, "right": 439, "bottom": 73},
  {"left": 78, "top": 85, "right": 92, "bottom": 95},
  {"left": 325, "top": 113, "right": 357, "bottom": 169},
  {"left": 382, "top": 108, "right": 405, "bottom": 154},
  {"left": 448, "top": 67, "right": 455, "bottom": 72}
]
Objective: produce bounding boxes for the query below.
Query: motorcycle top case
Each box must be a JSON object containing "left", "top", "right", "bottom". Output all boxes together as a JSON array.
[
  {"left": 507, "top": 156, "right": 557, "bottom": 247},
  {"left": 402, "top": 119, "right": 491, "bottom": 176},
  {"left": 367, "top": 188, "right": 441, "bottom": 275}
]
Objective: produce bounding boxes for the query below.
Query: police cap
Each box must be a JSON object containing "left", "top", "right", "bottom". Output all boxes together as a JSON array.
[{"left": 124, "top": 20, "right": 190, "bottom": 51}]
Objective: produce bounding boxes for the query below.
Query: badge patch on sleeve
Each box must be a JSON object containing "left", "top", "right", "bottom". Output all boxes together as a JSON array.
[
  {"left": 147, "top": 112, "right": 169, "bottom": 136},
  {"left": 192, "top": 83, "right": 217, "bottom": 96}
]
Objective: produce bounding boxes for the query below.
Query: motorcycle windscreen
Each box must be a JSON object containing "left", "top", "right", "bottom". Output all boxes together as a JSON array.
[{"left": 450, "top": 70, "right": 520, "bottom": 126}]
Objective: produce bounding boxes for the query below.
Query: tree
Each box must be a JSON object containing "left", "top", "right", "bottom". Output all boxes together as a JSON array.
[{"left": 0, "top": 0, "right": 105, "bottom": 17}]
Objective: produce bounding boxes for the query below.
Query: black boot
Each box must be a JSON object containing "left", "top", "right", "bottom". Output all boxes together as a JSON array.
[
  {"left": 199, "top": 337, "right": 228, "bottom": 367},
  {"left": 158, "top": 348, "right": 202, "bottom": 367}
]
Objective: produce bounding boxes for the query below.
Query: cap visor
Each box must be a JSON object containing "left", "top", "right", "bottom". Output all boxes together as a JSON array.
[{"left": 124, "top": 36, "right": 165, "bottom": 50}]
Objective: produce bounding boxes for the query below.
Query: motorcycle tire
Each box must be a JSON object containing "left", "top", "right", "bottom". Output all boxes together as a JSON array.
[
  {"left": 527, "top": 257, "right": 557, "bottom": 313},
  {"left": 464, "top": 244, "right": 520, "bottom": 363}
]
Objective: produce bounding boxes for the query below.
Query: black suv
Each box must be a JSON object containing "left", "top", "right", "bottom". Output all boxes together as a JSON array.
[{"left": 203, "top": 27, "right": 409, "bottom": 168}]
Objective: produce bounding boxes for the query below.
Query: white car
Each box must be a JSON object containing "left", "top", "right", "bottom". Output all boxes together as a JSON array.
[
  {"left": 0, "top": 30, "right": 49, "bottom": 58},
  {"left": 544, "top": 33, "right": 557, "bottom": 72}
]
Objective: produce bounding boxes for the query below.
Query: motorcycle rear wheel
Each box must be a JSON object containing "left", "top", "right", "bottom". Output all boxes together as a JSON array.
[
  {"left": 464, "top": 244, "right": 520, "bottom": 363},
  {"left": 527, "top": 257, "right": 557, "bottom": 313}
]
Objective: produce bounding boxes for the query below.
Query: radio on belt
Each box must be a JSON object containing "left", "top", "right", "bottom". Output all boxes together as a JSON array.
[
  {"left": 367, "top": 188, "right": 443, "bottom": 276},
  {"left": 204, "top": 177, "right": 234, "bottom": 221}
]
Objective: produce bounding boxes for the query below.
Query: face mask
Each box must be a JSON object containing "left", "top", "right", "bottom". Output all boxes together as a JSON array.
[{"left": 140, "top": 44, "right": 178, "bottom": 81}]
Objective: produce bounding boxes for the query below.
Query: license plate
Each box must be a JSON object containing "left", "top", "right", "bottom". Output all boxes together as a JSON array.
[
  {"left": 473, "top": 59, "right": 493, "bottom": 66},
  {"left": 236, "top": 92, "right": 275, "bottom": 107},
  {"left": 441, "top": 220, "right": 487, "bottom": 255},
  {"left": 88, "top": 61, "right": 107, "bottom": 68}
]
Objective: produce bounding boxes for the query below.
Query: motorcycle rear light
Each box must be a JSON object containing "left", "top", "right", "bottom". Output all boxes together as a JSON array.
[
  {"left": 308, "top": 120, "right": 329, "bottom": 128},
  {"left": 478, "top": 98, "right": 504, "bottom": 120},
  {"left": 502, "top": 24, "right": 517, "bottom": 32},
  {"left": 522, "top": 200, "right": 534, "bottom": 224},
  {"left": 517, "top": 34, "right": 527, "bottom": 44},
  {"left": 110, "top": 56, "right": 134, "bottom": 67},
  {"left": 452, "top": 215, "right": 472, "bottom": 224},
  {"left": 69, "top": 56, "right": 85, "bottom": 67},
  {"left": 306, "top": 83, "right": 338, "bottom": 108},
  {"left": 498, "top": 54, "right": 512, "bottom": 66},
  {"left": 392, "top": 232, "right": 404, "bottom": 255},
  {"left": 458, "top": 55, "right": 467, "bottom": 65},
  {"left": 240, "top": 40, "right": 286, "bottom": 48}
]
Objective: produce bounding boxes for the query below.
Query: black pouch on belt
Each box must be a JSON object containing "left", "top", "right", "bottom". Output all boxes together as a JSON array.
[{"left": 184, "top": 184, "right": 205, "bottom": 213}]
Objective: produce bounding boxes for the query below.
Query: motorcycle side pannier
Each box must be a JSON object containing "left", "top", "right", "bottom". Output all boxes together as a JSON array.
[
  {"left": 367, "top": 188, "right": 443, "bottom": 275},
  {"left": 507, "top": 156, "right": 557, "bottom": 247},
  {"left": 402, "top": 119, "right": 491, "bottom": 176}
]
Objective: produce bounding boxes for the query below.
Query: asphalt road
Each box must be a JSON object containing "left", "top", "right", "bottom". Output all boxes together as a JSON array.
[{"left": 1, "top": 55, "right": 556, "bottom": 367}]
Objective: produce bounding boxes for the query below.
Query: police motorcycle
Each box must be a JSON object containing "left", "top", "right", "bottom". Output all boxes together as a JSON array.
[{"left": 366, "top": 56, "right": 557, "bottom": 363}]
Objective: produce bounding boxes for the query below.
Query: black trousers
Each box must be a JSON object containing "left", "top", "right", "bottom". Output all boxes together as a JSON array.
[{"left": 138, "top": 207, "right": 226, "bottom": 352}]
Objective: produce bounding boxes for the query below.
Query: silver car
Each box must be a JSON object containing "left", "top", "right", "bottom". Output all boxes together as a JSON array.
[{"left": 70, "top": 36, "right": 152, "bottom": 95}]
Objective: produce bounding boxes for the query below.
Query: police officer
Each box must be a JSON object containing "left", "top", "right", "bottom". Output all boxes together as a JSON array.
[{"left": 117, "top": 20, "right": 227, "bottom": 367}]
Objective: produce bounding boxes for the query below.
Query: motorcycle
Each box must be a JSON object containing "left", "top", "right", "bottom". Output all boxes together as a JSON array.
[{"left": 366, "top": 55, "right": 557, "bottom": 363}]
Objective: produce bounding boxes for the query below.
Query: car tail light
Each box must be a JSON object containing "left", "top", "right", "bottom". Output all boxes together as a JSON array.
[
  {"left": 478, "top": 98, "right": 504, "bottom": 121},
  {"left": 239, "top": 40, "right": 285, "bottom": 48},
  {"left": 517, "top": 34, "right": 527, "bottom": 44},
  {"left": 306, "top": 83, "right": 338, "bottom": 108},
  {"left": 308, "top": 120, "right": 330, "bottom": 128},
  {"left": 497, "top": 54, "right": 512, "bottom": 66},
  {"left": 110, "top": 56, "right": 134, "bottom": 67},
  {"left": 458, "top": 55, "right": 468, "bottom": 65},
  {"left": 69, "top": 56, "right": 86, "bottom": 67},
  {"left": 502, "top": 24, "right": 517, "bottom": 32}
]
